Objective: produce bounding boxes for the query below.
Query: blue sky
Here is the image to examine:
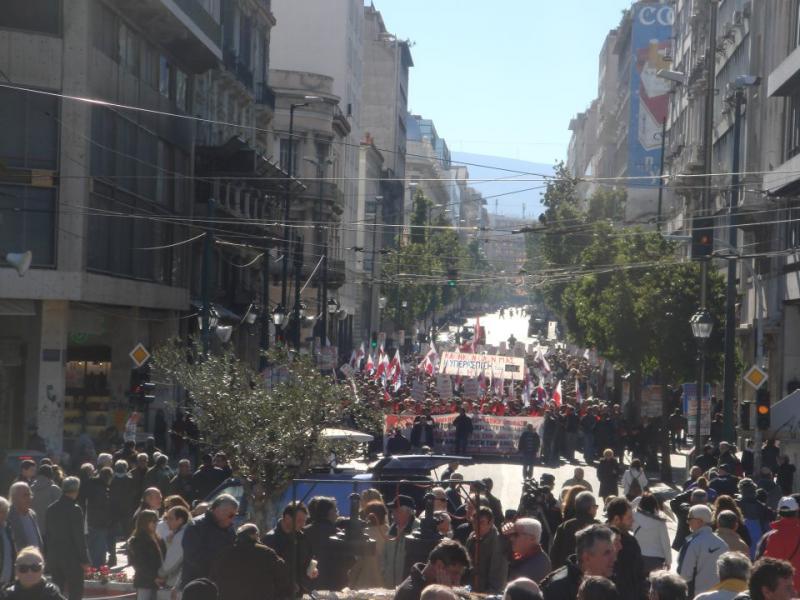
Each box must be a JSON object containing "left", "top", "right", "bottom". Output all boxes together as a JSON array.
[{"left": 376, "top": 0, "right": 632, "bottom": 166}]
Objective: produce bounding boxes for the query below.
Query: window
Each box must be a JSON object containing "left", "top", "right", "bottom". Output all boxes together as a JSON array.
[
  {"left": 92, "top": 2, "right": 118, "bottom": 57},
  {"left": 786, "top": 92, "right": 800, "bottom": 160},
  {"left": 0, "top": 184, "right": 56, "bottom": 267},
  {"left": 159, "top": 56, "right": 172, "bottom": 98},
  {"left": 0, "top": 0, "right": 60, "bottom": 35},
  {"left": 175, "top": 70, "right": 189, "bottom": 111},
  {"left": 279, "top": 138, "right": 300, "bottom": 176},
  {"left": 119, "top": 23, "right": 140, "bottom": 76},
  {"left": 0, "top": 87, "right": 59, "bottom": 170},
  {"left": 142, "top": 46, "right": 159, "bottom": 89}
]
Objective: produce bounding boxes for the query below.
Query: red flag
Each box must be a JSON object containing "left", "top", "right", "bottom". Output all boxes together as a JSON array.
[{"left": 552, "top": 380, "right": 562, "bottom": 407}]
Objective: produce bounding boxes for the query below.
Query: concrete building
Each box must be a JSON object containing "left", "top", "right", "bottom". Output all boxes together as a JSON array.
[
  {"left": 405, "top": 113, "right": 453, "bottom": 230},
  {"left": 484, "top": 214, "right": 528, "bottom": 284},
  {"left": 362, "top": 4, "right": 413, "bottom": 253},
  {"left": 268, "top": 0, "right": 364, "bottom": 337},
  {"left": 0, "top": 0, "right": 222, "bottom": 454}
]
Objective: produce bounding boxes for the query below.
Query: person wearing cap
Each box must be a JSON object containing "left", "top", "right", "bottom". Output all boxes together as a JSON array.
[
  {"left": 677, "top": 504, "right": 728, "bottom": 596},
  {"left": 504, "top": 517, "right": 551, "bottom": 583},
  {"left": 382, "top": 495, "right": 419, "bottom": 587},
  {"left": 210, "top": 523, "right": 290, "bottom": 600},
  {"left": 466, "top": 506, "right": 508, "bottom": 593},
  {"left": 758, "top": 496, "right": 800, "bottom": 592}
]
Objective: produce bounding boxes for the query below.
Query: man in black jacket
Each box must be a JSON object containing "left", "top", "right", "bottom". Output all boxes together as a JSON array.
[
  {"left": 44, "top": 476, "right": 89, "bottom": 600},
  {"left": 169, "top": 459, "right": 194, "bottom": 503},
  {"left": 108, "top": 460, "right": 136, "bottom": 566},
  {"left": 181, "top": 494, "right": 237, "bottom": 588},
  {"left": 453, "top": 409, "right": 473, "bottom": 455},
  {"left": 606, "top": 497, "right": 647, "bottom": 600},
  {"left": 394, "top": 539, "right": 471, "bottom": 600},
  {"left": 191, "top": 455, "right": 228, "bottom": 501},
  {"left": 541, "top": 524, "right": 617, "bottom": 600},
  {"left": 262, "top": 501, "right": 314, "bottom": 595},
  {"left": 549, "top": 491, "right": 599, "bottom": 569},
  {"left": 84, "top": 467, "right": 113, "bottom": 568},
  {"left": 518, "top": 423, "right": 541, "bottom": 480}
]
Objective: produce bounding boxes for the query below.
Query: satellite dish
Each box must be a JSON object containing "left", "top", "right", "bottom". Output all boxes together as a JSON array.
[{"left": 6, "top": 251, "right": 33, "bottom": 276}]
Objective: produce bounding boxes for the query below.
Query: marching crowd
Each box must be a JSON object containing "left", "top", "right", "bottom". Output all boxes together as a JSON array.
[{"left": 1, "top": 430, "right": 799, "bottom": 600}]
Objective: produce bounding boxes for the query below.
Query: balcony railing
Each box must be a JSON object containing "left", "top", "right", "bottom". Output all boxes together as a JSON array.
[{"left": 173, "top": 0, "right": 222, "bottom": 48}]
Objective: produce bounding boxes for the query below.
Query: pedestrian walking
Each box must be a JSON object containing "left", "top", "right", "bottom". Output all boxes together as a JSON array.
[
  {"left": 632, "top": 493, "right": 671, "bottom": 573},
  {"left": 29, "top": 466, "right": 61, "bottom": 539},
  {"left": 158, "top": 505, "right": 191, "bottom": 592},
  {"left": 128, "top": 509, "right": 165, "bottom": 600},
  {"left": 621, "top": 459, "right": 648, "bottom": 501},
  {"left": 596, "top": 449, "right": 621, "bottom": 500},
  {"left": 453, "top": 409, "right": 473, "bottom": 455},
  {"left": 677, "top": 504, "right": 728, "bottom": 596},
  {"left": 181, "top": 494, "right": 237, "bottom": 589},
  {"left": 43, "top": 477, "right": 89, "bottom": 600},
  {"left": 757, "top": 496, "right": 800, "bottom": 592},
  {"left": 605, "top": 497, "right": 647, "bottom": 600},
  {"left": 518, "top": 424, "right": 541, "bottom": 480},
  {"left": 693, "top": 551, "right": 750, "bottom": 600},
  {"left": 84, "top": 467, "right": 113, "bottom": 568},
  {"left": 8, "top": 483, "right": 42, "bottom": 551}
]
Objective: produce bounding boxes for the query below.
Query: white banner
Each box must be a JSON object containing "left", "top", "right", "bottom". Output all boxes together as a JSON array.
[{"left": 439, "top": 352, "right": 526, "bottom": 381}]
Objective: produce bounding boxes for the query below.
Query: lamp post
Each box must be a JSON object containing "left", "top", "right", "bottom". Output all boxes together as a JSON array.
[
  {"left": 690, "top": 307, "right": 714, "bottom": 455},
  {"left": 279, "top": 96, "right": 322, "bottom": 342},
  {"left": 305, "top": 156, "right": 333, "bottom": 345},
  {"left": 366, "top": 195, "right": 383, "bottom": 342}
]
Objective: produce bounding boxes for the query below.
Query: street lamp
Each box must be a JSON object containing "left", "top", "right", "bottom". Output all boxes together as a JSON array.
[
  {"left": 690, "top": 307, "right": 714, "bottom": 454},
  {"left": 272, "top": 305, "right": 287, "bottom": 328},
  {"left": 327, "top": 297, "right": 339, "bottom": 315},
  {"left": 279, "top": 95, "right": 325, "bottom": 342}
]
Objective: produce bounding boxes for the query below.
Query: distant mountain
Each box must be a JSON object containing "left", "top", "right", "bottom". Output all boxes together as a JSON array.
[{"left": 451, "top": 152, "right": 554, "bottom": 219}]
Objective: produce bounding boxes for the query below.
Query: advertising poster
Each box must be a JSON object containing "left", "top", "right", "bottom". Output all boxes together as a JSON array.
[
  {"left": 628, "top": 3, "right": 674, "bottom": 187},
  {"left": 683, "top": 383, "right": 712, "bottom": 436}
]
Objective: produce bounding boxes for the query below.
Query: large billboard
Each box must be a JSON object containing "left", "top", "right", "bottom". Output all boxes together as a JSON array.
[{"left": 628, "top": 3, "right": 674, "bottom": 188}]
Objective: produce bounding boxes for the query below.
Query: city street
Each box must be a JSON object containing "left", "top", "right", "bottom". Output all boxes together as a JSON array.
[{"left": 465, "top": 310, "right": 539, "bottom": 348}]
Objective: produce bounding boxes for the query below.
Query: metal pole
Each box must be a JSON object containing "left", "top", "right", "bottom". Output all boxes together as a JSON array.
[
  {"left": 702, "top": 1, "right": 718, "bottom": 216},
  {"left": 695, "top": 260, "right": 709, "bottom": 455},
  {"left": 201, "top": 197, "right": 215, "bottom": 355},
  {"left": 293, "top": 236, "right": 303, "bottom": 350},
  {"left": 259, "top": 240, "right": 270, "bottom": 371},
  {"left": 722, "top": 91, "right": 743, "bottom": 443},
  {"left": 320, "top": 166, "right": 329, "bottom": 348},
  {"left": 281, "top": 104, "right": 300, "bottom": 336},
  {"left": 367, "top": 200, "right": 379, "bottom": 340},
  {"left": 656, "top": 117, "right": 667, "bottom": 232}
]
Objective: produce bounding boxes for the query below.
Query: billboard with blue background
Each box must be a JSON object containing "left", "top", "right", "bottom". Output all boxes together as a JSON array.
[{"left": 628, "top": 2, "right": 674, "bottom": 188}]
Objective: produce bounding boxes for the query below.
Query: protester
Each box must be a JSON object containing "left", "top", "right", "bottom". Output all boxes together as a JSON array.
[
  {"left": 693, "top": 551, "right": 751, "bottom": 600},
  {"left": 483, "top": 478, "right": 504, "bottom": 529},
  {"left": 128, "top": 509, "right": 165, "bottom": 600},
  {"left": 758, "top": 496, "right": 800, "bottom": 592},
  {"left": 453, "top": 409, "right": 473, "bottom": 455},
  {"left": 129, "top": 453, "right": 150, "bottom": 499},
  {"left": 605, "top": 496, "right": 646, "bottom": 600},
  {"left": 648, "top": 570, "right": 688, "bottom": 600},
  {"left": 181, "top": 495, "right": 237, "bottom": 589},
  {"left": 0, "top": 496, "right": 16, "bottom": 588},
  {"left": 261, "top": 501, "right": 314, "bottom": 594},
  {"left": 622, "top": 459, "right": 648, "bottom": 501},
  {"left": 518, "top": 423, "right": 541, "bottom": 480},
  {"left": 549, "top": 491, "right": 600, "bottom": 569},
  {"left": 158, "top": 505, "right": 191, "bottom": 591},
  {"left": 713, "top": 495, "right": 752, "bottom": 549},
  {"left": 29, "top": 466, "right": 61, "bottom": 539},
  {"left": 393, "top": 539, "right": 471, "bottom": 600},
  {"left": 677, "top": 504, "right": 728, "bottom": 596},
  {"left": 632, "top": 492, "right": 671, "bottom": 573},
  {"left": 2, "top": 546, "right": 66, "bottom": 600},
  {"left": 419, "top": 584, "right": 459, "bottom": 600},
  {"left": 737, "top": 479, "right": 772, "bottom": 559},
  {"left": 540, "top": 524, "right": 617, "bottom": 600},
  {"left": 304, "top": 496, "right": 349, "bottom": 591},
  {"left": 745, "top": 557, "right": 795, "bottom": 600},
  {"left": 505, "top": 517, "right": 551, "bottom": 583},
  {"left": 466, "top": 506, "right": 508, "bottom": 593},
  {"left": 44, "top": 477, "right": 88, "bottom": 600},
  {"left": 576, "top": 576, "right": 618, "bottom": 600},
  {"left": 211, "top": 523, "right": 291, "bottom": 600},
  {"left": 596, "top": 449, "right": 621, "bottom": 500},
  {"left": 84, "top": 466, "right": 113, "bottom": 568},
  {"left": 8, "top": 483, "right": 42, "bottom": 551}
]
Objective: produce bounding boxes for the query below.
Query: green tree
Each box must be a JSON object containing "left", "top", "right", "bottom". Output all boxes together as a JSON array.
[{"left": 152, "top": 344, "right": 368, "bottom": 493}]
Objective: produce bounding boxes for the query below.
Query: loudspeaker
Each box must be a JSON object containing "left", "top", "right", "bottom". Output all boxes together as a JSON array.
[{"left": 5, "top": 251, "right": 32, "bottom": 276}]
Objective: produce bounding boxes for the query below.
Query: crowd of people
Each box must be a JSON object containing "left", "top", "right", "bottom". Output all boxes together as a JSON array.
[{"left": 1, "top": 430, "right": 799, "bottom": 600}]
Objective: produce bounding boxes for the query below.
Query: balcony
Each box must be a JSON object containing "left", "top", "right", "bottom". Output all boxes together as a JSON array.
[
  {"left": 295, "top": 181, "right": 344, "bottom": 216},
  {"left": 223, "top": 49, "right": 254, "bottom": 90},
  {"left": 107, "top": 0, "right": 222, "bottom": 73}
]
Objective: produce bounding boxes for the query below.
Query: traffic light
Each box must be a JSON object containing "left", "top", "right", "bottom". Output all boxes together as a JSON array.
[
  {"left": 129, "top": 367, "right": 155, "bottom": 407},
  {"left": 691, "top": 216, "right": 714, "bottom": 258},
  {"left": 756, "top": 388, "right": 771, "bottom": 430},
  {"left": 447, "top": 267, "right": 457, "bottom": 287},
  {"left": 370, "top": 332, "right": 378, "bottom": 350}
]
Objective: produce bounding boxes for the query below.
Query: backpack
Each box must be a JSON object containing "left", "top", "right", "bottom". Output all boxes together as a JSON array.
[{"left": 628, "top": 471, "right": 643, "bottom": 498}]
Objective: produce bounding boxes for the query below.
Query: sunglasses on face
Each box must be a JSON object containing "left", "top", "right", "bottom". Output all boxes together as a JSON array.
[{"left": 16, "top": 563, "right": 43, "bottom": 573}]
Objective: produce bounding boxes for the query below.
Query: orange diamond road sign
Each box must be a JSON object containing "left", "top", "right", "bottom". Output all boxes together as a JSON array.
[
  {"left": 743, "top": 365, "right": 767, "bottom": 390},
  {"left": 129, "top": 343, "right": 151, "bottom": 368}
]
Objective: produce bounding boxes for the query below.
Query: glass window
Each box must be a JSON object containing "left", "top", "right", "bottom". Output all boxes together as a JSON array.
[
  {"left": 0, "top": 0, "right": 60, "bottom": 35},
  {"left": 142, "top": 46, "right": 159, "bottom": 89},
  {"left": 0, "top": 184, "right": 56, "bottom": 267},
  {"left": 159, "top": 56, "right": 172, "bottom": 98},
  {"left": 175, "top": 70, "right": 189, "bottom": 111},
  {"left": 0, "top": 87, "right": 58, "bottom": 170},
  {"left": 119, "top": 23, "right": 140, "bottom": 76},
  {"left": 279, "top": 138, "right": 300, "bottom": 176}
]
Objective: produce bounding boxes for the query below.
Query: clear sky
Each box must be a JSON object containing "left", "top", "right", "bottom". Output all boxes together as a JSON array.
[{"left": 375, "top": 0, "right": 633, "bottom": 166}]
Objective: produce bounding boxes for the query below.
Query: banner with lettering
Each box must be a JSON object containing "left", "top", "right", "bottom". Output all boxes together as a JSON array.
[
  {"left": 384, "top": 413, "right": 543, "bottom": 456},
  {"left": 439, "top": 352, "right": 526, "bottom": 381}
]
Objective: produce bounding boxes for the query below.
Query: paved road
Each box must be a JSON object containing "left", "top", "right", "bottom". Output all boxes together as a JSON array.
[{"left": 464, "top": 310, "right": 538, "bottom": 348}]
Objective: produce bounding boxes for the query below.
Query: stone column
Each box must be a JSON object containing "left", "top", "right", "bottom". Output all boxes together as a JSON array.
[{"left": 36, "top": 300, "right": 69, "bottom": 455}]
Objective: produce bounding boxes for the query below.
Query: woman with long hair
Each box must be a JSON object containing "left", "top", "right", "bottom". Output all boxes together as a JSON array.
[
  {"left": 632, "top": 492, "right": 671, "bottom": 573},
  {"left": 561, "top": 485, "right": 586, "bottom": 521},
  {"left": 127, "top": 509, "right": 165, "bottom": 600},
  {"left": 350, "top": 500, "right": 390, "bottom": 589}
]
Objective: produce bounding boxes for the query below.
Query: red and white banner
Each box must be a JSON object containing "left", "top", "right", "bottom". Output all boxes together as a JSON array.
[{"left": 438, "top": 352, "right": 526, "bottom": 381}]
